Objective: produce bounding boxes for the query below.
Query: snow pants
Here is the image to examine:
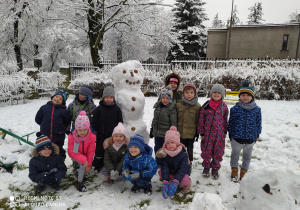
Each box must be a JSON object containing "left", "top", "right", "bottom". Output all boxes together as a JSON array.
[{"left": 201, "top": 137, "right": 225, "bottom": 170}]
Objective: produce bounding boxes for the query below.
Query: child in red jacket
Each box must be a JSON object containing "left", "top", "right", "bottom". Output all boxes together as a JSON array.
[{"left": 68, "top": 111, "right": 96, "bottom": 192}]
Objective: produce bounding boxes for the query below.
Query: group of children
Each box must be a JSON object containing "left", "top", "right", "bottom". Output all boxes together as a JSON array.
[{"left": 29, "top": 73, "right": 262, "bottom": 199}]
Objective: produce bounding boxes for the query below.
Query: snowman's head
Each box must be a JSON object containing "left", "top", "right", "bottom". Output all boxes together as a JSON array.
[{"left": 111, "top": 60, "right": 145, "bottom": 90}]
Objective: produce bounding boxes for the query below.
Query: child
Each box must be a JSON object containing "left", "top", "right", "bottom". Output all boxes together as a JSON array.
[
  {"left": 122, "top": 134, "right": 158, "bottom": 194},
  {"left": 157, "top": 126, "right": 191, "bottom": 199},
  {"left": 177, "top": 83, "right": 201, "bottom": 163},
  {"left": 150, "top": 85, "right": 177, "bottom": 166},
  {"left": 198, "top": 84, "right": 228, "bottom": 179},
  {"left": 67, "top": 85, "right": 96, "bottom": 130},
  {"left": 91, "top": 83, "right": 123, "bottom": 172},
  {"left": 228, "top": 79, "right": 262, "bottom": 182},
  {"left": 102, "top": 122, "right": 129, "bottom": 184},
  {"left": 68, "top": 111, "right": 96, "bottom": 192},
  {"left": 35, "top": 90, "right": 71, "bottom": 159},
  {"left": 164, "top": 72, "right": 182, "bottom": 102},
  {"left": 29, "top": 133, "right": 67, "bottom": 195}
]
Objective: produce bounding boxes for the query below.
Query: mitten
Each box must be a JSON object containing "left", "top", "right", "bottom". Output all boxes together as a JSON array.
[
  {"left": 128, "top": 170, "right": 140, "bottom": 182},
  {"left": 167, "top": 179, "right": 179, "bottom": 197},
  {"left": 122, "top": 169, "right": 130, "bottom": 180},
  {"left": 49, "top": 168, "right": 58, "bottom": 174},
  {"left": 162, "top": 181, "right": 169, "bottom": 199},
  {"left": 110, "top": 170, "right": 119, "bottom": 180},
  {"left": 149, "top": 127, "right": 154, "bottom": 138}
]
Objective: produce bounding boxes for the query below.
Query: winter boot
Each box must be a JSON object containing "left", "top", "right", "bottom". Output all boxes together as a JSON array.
[
  {"left": 211, "top": 169, "right": 219, "bottom": 180},
  {"left": 35, "top": 182, "right": 46, "bottom": 195},
  {"left": 182, "top": 182, "right": 191, "bottom": 193},
  {"left": 202, "top": 168, "right": 210, "bottom": 178},
  {"left": 77, "top": 181, "right": 87, "bottom": 192},
  {"left": 231, "top": 168, "right": 239, "bottom": 182},
  {"left": 131, "top": 185, "right": 141, "bottom": 193},
  {"left": 240, "top": 168, "right": 248, "bottom": 180},
  {"left": 143, "top": 185, "right": 152, "bottom": 195}
]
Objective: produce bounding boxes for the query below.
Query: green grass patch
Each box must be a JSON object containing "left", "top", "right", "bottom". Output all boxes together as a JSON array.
[
  {"left": 205, "top": 182, "right": 214, "bottom": 186},
  {"left": 138, "top": 199, "right": 151, "bottom": 208},
  {"left": 120, "top": 187, "right": 128, "bottom": 193},
  {"left": 252, "top": 156, "right": 261, "bottom": 161},
  {"left": 233, "top": 194, "right": 237, "bottom": 198},
  {"left": 171, "top": 190, "right": 195, "bottom": 204},
  {"left": 16, "top": 163, "right": 28, "bottom": 171},
  {"left": 67, "top": 202, "right": 81, "bottom": 209}
]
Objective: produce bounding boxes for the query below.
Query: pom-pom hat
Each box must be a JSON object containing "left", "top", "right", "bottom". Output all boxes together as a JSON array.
[
  {"left": 35, "top": 132, "right": 53, "bottom": 153},
  {"left": 210, "top": 84, "right": 226, "bottom": 99},
  {"left": 75, "top": 111, "right": 90, "bottom": 130},
  {"left": 112, "top": 122, "right": 127, "bottom": 137},
  {"left": 164, "top": 126, "right": 181, "bottom": 146},
  {"left": 160, "top": 85, "right": 173, "bottom": 102},
  {"left": 239, "top": 79, "right": 255, "bottom": 98},
  {"left": 128, "top": 134, "right": 146, "bottom": 153}
]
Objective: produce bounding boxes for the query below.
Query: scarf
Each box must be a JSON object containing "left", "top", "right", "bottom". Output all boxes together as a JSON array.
[
  {"left": 113, "top": 142, "right": 124, "bottom": 151},
  {"left": 209, "top": 99, "right": 222, "bottom": 110},
  {"left": 182, "top": 96, "right": 198, "bottom": 106},
  {"left": 163, "top": 144, "right": 183, "bottom": 157},
  {"left": 237, "top": 99, "right": 257, "bottom": 110},
  {"left": 72, "top": 129, "right": 90, "bottom": 153}
]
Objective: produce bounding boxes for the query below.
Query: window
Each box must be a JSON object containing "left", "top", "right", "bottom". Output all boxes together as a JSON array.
[{"left": 282, "top": 34, "right": 289, "bottom": 50}]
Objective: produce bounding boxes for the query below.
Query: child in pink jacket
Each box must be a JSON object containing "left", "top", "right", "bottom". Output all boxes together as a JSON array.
[{"left": 68, "top": 111, "right": 96, "bottom": 192}]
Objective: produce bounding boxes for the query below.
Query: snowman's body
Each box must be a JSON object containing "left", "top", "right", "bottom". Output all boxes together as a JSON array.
[{"left": 111, "top": 60, "right": 149, "bottom": 143}]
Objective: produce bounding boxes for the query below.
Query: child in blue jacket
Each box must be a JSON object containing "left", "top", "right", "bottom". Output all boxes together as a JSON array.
[
  {"left": 228, "top": 79, "right": 262, "bottom": 182},
  {"left": 29, "top": 133, "right": 67, "bottom": 195},
  {"left": 35, "top": 90, "right": 71, "bottom": 159},
  {"left": 122, "top": 134, "right": 158, "bottom": 195}
]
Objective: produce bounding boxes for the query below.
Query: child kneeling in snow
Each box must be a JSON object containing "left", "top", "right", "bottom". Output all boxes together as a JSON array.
[
  {"left": 122, "top": 134, "right": 158, "bottom": 194},
  {"left": 157, "top": 126, "right": 191, "bottom": 199},
  {"left": 68, "top": 111, "right": 96, "bottom": 192},
  {"left": 102, "top": 122, "right": 129, "bottom": 184},
  {"left": 29, "top": 133, "right": 67, "bottom": 195}
]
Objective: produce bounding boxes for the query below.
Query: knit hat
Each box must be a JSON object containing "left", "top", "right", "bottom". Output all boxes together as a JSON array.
[
  {"left": 102, "top": 83, "right": 115, "bottom": 100},
  {"left": 183, "top": 83, "right": 197, "bottom": 95},
  {"left": 78, "top": 86, "right": 93, "bottom": 98},
  {"left": 128, "top": 134, "right": 146, "bottom": 153},
  {"left": 239, "top": 79, "right": 255, "bottom": 98},
  {"left": 164, "top": 126, "right": 181, "bottom": 145},
  {"left": 51, "top": 90, "right": 69, "bottom": 105},
  {"left": 75, "top": 111, "right": 90, "bottom": 130},
  {"left": 35, "top": 132, "right": 53, "bottom": 153},
  {"left": 160, "top": 85, "right": 173, "bottom": 102},
  {"left": 210, "top": 84, "right": 226, "bottom": 99},
  {"left": 112, "top": 122, "right": 127, "bottom": 137}
]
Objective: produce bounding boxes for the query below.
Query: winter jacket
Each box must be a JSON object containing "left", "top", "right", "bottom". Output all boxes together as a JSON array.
[
  {"left": 177, "top": 100, "right": 201, "bottom": 139},
  {"left": 91, "top": 101, "right": 123, "bottom": 141},
  {"left": 161, "top": 148, "right": 190, "bottom": 183},
  {"left": 151, "top": 101, "right": 177, "bottom": 138},
  {"left": 198, "top": 100, "right": 228, "bottom": 142},
  {"left": 35, "top": 101, "right": 71, "bottom": 143},
  {"left": 228, "top": 103, "right": 262, "bottom": 143},
  {"left": 67, "top": 95, "right": 96, "bottom": 128},
  {"left": 123, "top": 144, "right": 158, "bottom": 179},
  {"left": 67, "top": 130, "right": 96, "bottom": 166},
  {"left": 29, "top": 144, "right": 67, "bottom": 183},
  {"left": 104, "top": 143, "right": 128, "bottom": 174}
]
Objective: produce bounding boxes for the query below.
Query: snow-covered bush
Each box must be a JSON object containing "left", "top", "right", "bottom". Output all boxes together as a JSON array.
[{"left": 37, "top": 71, "right": 67, "bottom": 91}]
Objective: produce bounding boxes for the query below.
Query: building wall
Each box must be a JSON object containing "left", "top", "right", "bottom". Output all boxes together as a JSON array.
[
  {"left": 206, "top": 29, "right": 227, "bottom": 59},
  {"left": 206, "top": 24, "right": 300, "bottom": 59}
]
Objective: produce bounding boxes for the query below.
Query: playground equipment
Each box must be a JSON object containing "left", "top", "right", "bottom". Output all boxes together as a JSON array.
[
  {"left": 224, "top": 90, "right": 239, "bottom": 102},
  {"left": 0, "top": 127, "right": 35, "bottom": 169}
]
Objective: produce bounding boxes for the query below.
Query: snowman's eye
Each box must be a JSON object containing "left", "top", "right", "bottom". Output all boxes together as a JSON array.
[
  {"left": 134, "top": 69, "right": 138, "bottom": 74},
  {"left": 123, "top": 70, "right": 126, "bottom": 74}
]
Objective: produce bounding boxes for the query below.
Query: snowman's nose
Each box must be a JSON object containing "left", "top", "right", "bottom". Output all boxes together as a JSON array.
[{"left": 129, "top": 70, "right": 134, "bottom": 77}]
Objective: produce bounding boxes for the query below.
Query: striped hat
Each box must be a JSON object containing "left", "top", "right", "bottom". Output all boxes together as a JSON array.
[
  {"left": 35, "top": 132, "right": 53, "bottom": 153},
  {"left": 239, "top": 79, "right": 255, "bottom": 98}
]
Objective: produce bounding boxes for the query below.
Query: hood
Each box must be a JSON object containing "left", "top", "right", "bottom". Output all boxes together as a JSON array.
[
  {"left": 32, "top": 143, "right": 59, "bottom": 157},
  {"left": 103, "top": 136, "right": 130, "bottom": 150},
  {"left": 164, "top": 72, "right": 182, "bottom": 91}
]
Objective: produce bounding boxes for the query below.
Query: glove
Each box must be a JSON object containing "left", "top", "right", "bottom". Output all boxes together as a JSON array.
[
  {"left": 49, "top": 168, "right": 58, "bottom": 174},
  {"left": 167, "top": 179, "right": 179, "bottom": 197},
  {"left": 42, "top": 174, "right": 57, "bottom": 184},
  {"left": 194, "top": 134, "right": 199, "bottom": 142},
  {"left": 128, "top": 170, "right": 140, "bottom": 182},
  {"left": 149, "top": 127, "right": 154, "bottom": 138},
  {"left": 162, "top": 181, "right": 169, "bottom": 199},
  {"left": 110, "top": 170, "right": 119, "bottom": 180},
  {"left": 122, "top": 169, "right": 130, "bottom": 180}
]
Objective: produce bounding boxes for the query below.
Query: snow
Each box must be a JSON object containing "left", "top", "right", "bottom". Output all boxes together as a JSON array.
[{"left": 0, "top": 96, "right": 300, "bottom": 209}]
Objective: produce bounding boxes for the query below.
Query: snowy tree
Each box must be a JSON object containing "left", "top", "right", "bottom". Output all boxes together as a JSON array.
[
  {"left": 232, "top": 5, "right": 240, "bottom": 25},
  {"left": 166, "top": 0, "right": 208, "bottom": 62},
  {"left": 247, "top": 2, "right": 264, "bottom": 25},
  {"left": 289, "top": 10, "right": 299, "bottom": 22},
  {"left": 212, "top": 13, "right": 225, "bottom": 28}
]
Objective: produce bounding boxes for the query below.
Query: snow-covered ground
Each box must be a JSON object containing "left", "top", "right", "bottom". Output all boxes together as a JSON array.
[{"left": 0, "top": 96, "right": 300, "bottom": 209}]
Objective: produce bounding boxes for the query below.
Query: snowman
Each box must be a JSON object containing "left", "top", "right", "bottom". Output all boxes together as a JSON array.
[{"left": 111, "top": 60, "right": 149, "bottom": 143}]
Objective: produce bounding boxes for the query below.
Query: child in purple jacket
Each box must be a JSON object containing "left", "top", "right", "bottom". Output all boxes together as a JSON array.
[{"left": 198, "top": 84, "right": 228, "bottom": 179}]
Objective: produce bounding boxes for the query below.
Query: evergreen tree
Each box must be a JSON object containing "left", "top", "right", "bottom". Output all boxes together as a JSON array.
[
  {"left": 232, "top": 5, "right": 240, "bottom": 25},
  {"left": 247, "top": 2, "right": 264, "bottom": 25},
  {"left": 166, "top": 0, "right": 208, "bottom": 62},
  {"left": 212, "top": 13, "right": 225, "bottom": 28}
]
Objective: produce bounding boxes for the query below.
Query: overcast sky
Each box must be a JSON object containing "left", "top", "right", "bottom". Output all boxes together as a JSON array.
[{"left": 163, "top": 0, "right": 300, "bottom": 27}]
